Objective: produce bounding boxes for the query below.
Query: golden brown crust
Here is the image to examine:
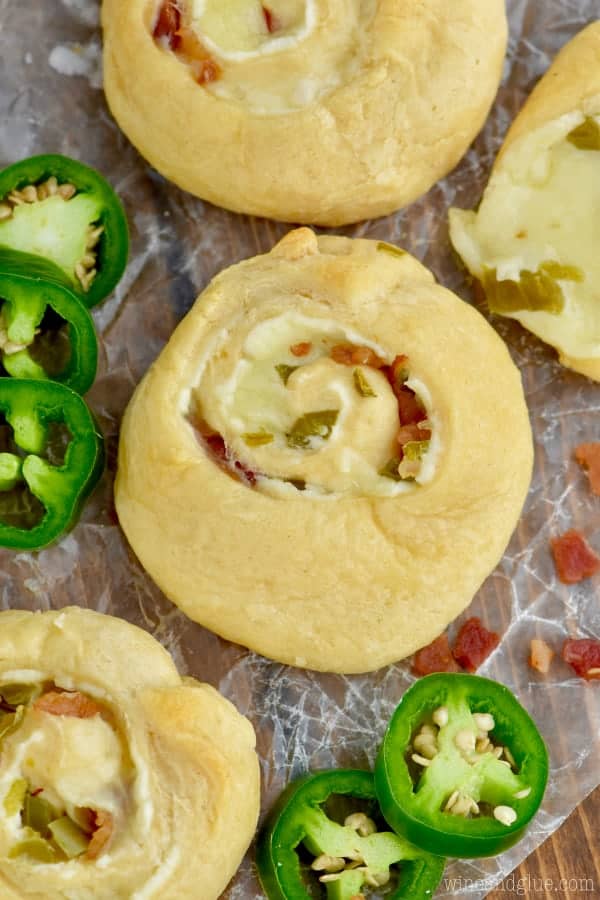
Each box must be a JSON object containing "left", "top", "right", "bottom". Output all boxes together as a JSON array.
[
  {"left": 115, "top": 231, "right": 533, "bottom": 673},
  {"left": 101, "top": 0, "right": 507, "bottom": 225},
  {"left": 0, "top": 607, "right": 259, "bottom": 900},
  {"left": 499, "top": 21, "right": 600, "bottom": 157}
]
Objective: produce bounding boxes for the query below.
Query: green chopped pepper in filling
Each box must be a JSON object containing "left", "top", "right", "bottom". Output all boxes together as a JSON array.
[
  {"left": 286, "top": 410, "right": 339, "bottom": 449},
  {"left": 275, "top": 363, "right": 299, "bottom": 386},
  {"left": 0, "top": 681, "right": 115, "bottom": 863},
  {"left": 242, "top": 432, "right": 274, "bottom": 447},
  {"left": 567, "top": 117, "right": 600, "bottom": 151},
  {"left": 481, "top": 262, "right": 585, "bottom": 316},
  {"left": 353, "top": 368, "right": 377, "bottom": 398},
  {"left": 377, "top": 241, "right": 406, "bottom": 258}
]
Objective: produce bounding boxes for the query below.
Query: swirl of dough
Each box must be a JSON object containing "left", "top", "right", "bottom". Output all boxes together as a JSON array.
[
  {"left": 0, "top": 607, "right": 259, "bottom": 900},
  {"left": 101, "top": 0, "right": 507, "bottom": 225},
  {"left": 116, "top": 229, "right": 533, "bottom": 674}
]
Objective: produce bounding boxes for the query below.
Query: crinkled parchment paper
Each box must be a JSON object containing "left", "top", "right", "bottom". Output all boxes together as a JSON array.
[{"left": 0, "top": 0, "right": 598, "bottom": 896}]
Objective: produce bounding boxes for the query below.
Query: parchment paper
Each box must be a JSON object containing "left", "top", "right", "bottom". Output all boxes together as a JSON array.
[{"left": 0, "top": 0, "right": 598, "bottom": 896}]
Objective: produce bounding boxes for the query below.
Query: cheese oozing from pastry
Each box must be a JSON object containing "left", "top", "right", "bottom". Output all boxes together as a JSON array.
[
  {"left": 194, "top": 311, "right": 440, "bottom": 497},
  {"left": 0, "top": 684, "right": 134, "bottom": 865},
  {"left": 449, "top": 110, "right": 600, "bottom": 361},
  {"left": 17, "top": 714, "right": 124, "bottom": 817},
  {"left": 154, "top": 0, "right": 378, "bottom": 113}
]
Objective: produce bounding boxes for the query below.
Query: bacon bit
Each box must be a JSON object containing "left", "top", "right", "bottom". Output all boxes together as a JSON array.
[
  {"left": 86, "top": 810, "right": 114, "bottom": 860},
  {"left": 551, "top": 530, "right": 600, "bottom": 584},
  {"left": 204, "top": 433, "right": 227, "bottom": 462},
  {"left": 397, "top": 424, "right": 431, "bottom": 448},
  {"left": 153, "top": 0, "right": 181, "bottom": 50},
  {"left": 33, "top": 691, "right": 103, "bottom": 719},
  {"left": 575, "top": 443, "right": 600, "bottom": 496},
  {"left": 193, "top": 58, "right": 221, "bottom": 85},
  {"left": 262, "top": 5, "right": 281, "bottom": 33},
  {"left": 234, "top": 459, "right": 258, "bottom": 487},
  {"left": 77, "top": 807, "right": 97, "bottom": 833},
  {"left": 529, "top": 639, "right": 554, "bottom": 675},
  {"left": 385, "top": 355, "right": 410, "bottom": 394},
  {"left": 153, "top": 6, "right": 222, "bottom": 84},
  {"left": 562, "top": 638, "right": 600, "bottom": 680},
  {"left": 203, "top": 433, "right": 259, "bottom": 487},
  {"left": 290, "top": 342, "right": 312, "bottom": 357},
  {"left": 413, "top": 633, "right": 462, "bottom": 676},
  {"left": 330, "top": 344, "right": 386, "bottom": 369},
  {"left": 396, "top": 387, "right": 425, "bottom": 426},
  {"left": 453, "top": 617, "right": 500, "bottom": 672}
]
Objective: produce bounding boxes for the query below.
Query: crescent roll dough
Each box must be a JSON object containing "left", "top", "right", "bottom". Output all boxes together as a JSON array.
[
  {"left": 101, "top": 0, "right": 507, "bottom": 225},
  {"left": 450, "top": 22, "right": 600, "bottom": 380},
  {"left": 115, "top": 229, "right": 533, "bottom": 674},
  {"left": 0, "top": 607, "right": 259, "bottom": 900}
]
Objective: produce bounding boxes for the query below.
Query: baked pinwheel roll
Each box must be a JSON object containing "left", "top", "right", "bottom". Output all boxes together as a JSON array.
[
  {"left": 116, "top": 229, "right": 533, "bottom": 674},
  {"left": 102, "top": 0, "right": 507, "bottom": 225},
  {"left": 0, "top": 607, "right": 259, "bottom": 899},
  {"left": 450, "top": 22, "right": 600, "bottom": 380}
]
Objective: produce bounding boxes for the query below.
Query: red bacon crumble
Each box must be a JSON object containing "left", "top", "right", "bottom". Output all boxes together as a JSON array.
[
  {"left": 86, "top": 810, "right": 115, "bottom": 860},
  {"left": 193, "top": 58, "right": 221, "bottom": 85},
  {"left": 412, "top": 633, "right": 461, "bottom": 676},
  {"left": 551, "top": 529, "right": 600, "bottom": 584},
  {"left": 575, "top": 442, "right": 600, "bottom": 496},
  {"left": 386, "top": 355, "right": 409, "bottom": 394},
  {"left": 203, "top": 433, "right": 258, "bottom": 487},
  {"left": 262, "top": 5, "right": 281, "bottom": 33},
  {"left": 562, "top": 638, "right": 600, "bottom": 680},
  {"left": 153, "top": 0, "right": 181, "bottom": 49},
  {"left": 153, "top": 2, "right": 221, "bottom": 83},
  {"left": 396, "top": 387, "right": 425, "bottom": 426},
  {"left": 330, "top": 344, "right": 386, "bottom": 369},
  {"left": 290, "top": 342, "right": 312, "bottom": 357},
  {"left": 397, "top": 424, "right": 430, "bottom": 448},
  {"left": 204, "top": 433, "right": 227, "bottom": 462},
  {"left": 453, "top": 617, "right": 500, "bottom": 672},
  {"left": 34, "top": 691, "right": 103, "bottom": 719}
]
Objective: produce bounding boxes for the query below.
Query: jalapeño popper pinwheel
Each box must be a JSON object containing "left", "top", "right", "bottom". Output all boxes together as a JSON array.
[
  {"left": 102, "top": 0, "right": 507, "bottom": 225},
  {"left": 0, "top": 155, "right": 129, "bottom": 308},
  {"left": 116, "top": 228, "right": 533, "bottom": 673},
  {"left": 449, "top": 22, "right": 600, "bottom": 380},
  {"left": 0, "top": 607, "right": 260, "bottom": 900},
  {"left": 0, "top": 249, "right": 97, "bottom": 395},
  {"left": 0, "top": 380, "right": 103, "bottom": 551}
]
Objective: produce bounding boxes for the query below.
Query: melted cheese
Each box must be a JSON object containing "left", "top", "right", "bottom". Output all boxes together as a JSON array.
[
  {"left": 449, "top": 111, "right": 600, "bottom": 360},
  {"left": 196, "top": 311, "right": 439, "bottom": 497},
  {"left": 18, "top": 712, "right": 124, "bottom": 815},
  {"left": 186, "top": 0, "right": 377, "bottom": 113}
]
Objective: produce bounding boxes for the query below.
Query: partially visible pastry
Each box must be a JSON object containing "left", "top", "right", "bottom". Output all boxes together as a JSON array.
[
  {"left": 102, "top": 0, "right": 507, "bottom": 225},
  {"left": 116, "top": 228, "right": 533, "bottom": 674},
  {"left": 0, "top": 607, "right": 259, "bottom": 900},
  {"left": 450, "top": 22, "right": 600, "bottom": 380}
]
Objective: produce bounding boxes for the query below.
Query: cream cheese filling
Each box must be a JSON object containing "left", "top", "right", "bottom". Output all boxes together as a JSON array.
[
  {"left": 155, "top": 0, "right": 377, "bottom": 114},
  {"left": 194, "top": 311, "right": 440, "bottom": 497},
  {"left": 0, "top": 678, "right": 147, "bottom": 871},
  {"left": 449, "top": 109, "right": 600, "bottom": 360},
  {"left": 190, "top": 0, "right": 316, "bottom": 60}
]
